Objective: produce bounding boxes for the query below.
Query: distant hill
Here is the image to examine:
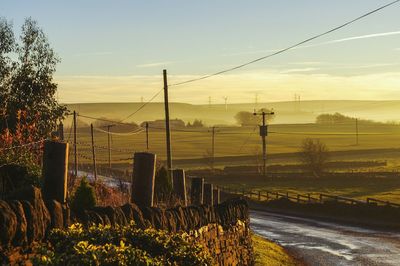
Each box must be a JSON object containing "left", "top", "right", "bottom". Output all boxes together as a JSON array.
[{"left": 64, "top": 100, "right": 400, "bottom": 127}]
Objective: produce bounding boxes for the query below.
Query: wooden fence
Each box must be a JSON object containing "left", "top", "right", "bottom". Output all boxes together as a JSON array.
[{"left": 218, "top": 186, "right": 400, "bottom": 208}]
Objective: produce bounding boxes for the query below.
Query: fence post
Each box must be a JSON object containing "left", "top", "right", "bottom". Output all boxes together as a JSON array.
[
  {"left": 131, "top": 152, "right": 156, "bottom": 207},
  {"left": 191, "top": 177, "right": 204, "bottom": 206},
  {"left": 42, "top": 140, "right": 69, "bottom": 203},
  {"left": 204, "top": 183, "right": 213, "bottom": 205},
  {"left": 172, "top": 169, "right": 187, "bottom": 206},
  {"left": 213, "top": 188, "right": 220, "bottom": 205}
]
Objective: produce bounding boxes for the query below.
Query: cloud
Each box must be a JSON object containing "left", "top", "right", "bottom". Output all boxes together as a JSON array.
[
  {"left": 55, "top": 71, "right": 400, "bottom": 104},
  {"left": 289, "top": 62, "right": 324, "bottom": 66},
  {"left": 136, "top": 62, "right": 173, "bottom": 68},
  {"left": 280, "top": 68, "right": 319, "bottom": 74},
  {"left": 223, "top": 30, "right": 400, "bottom": 57}
]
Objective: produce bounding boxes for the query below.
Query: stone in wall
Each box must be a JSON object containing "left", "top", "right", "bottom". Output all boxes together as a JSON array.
[
  {"left": 0, "top": 201, "right": 17, "bottom": 247},
  {"left": 8, "top": 201, "right": 27, "bottom": 246},
  {"left": 0, "top": 186, "right": 69, "bottom": 247}
]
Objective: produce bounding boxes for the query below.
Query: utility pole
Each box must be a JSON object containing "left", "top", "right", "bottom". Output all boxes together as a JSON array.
[
  {"left": 355, "top": 118, "right": 359, "bottom": 146},
  {"left": 90, "top": 123, "right": 97, "bottom": 182},
  {"left": 103, "top": 124, "right": 115, "bottom": 169},
  {"left": 253, "top": 110, "right": 275, "bottom": 177},
  {"left": 145, "top": 122, "right": 149, "bottom": 150},
  {"left": 73, "top": 111, "right": 78, "bottom": 177},
  {"left": 163, "top": 69, "right": 173, "bottom": 183},
  {"left": 211, "top": 126, "right": 216, "bottom": 171}
]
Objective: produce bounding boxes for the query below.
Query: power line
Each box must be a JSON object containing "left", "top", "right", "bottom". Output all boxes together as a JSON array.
[
  {"left": 237, "top": 126, "right": 258, "bottom": 154},
  {"left": 120, "top": 88, "right": 163, "bottom": 122},
  {"left": 92, "top": 126, "right": 144, "bottom": 136},
  {"left": 170, "top": 0, "right": 400, "bottom": 87},
  {"left": 0, "top": 140, "right": 44, "bottom": 151},
  {"left": 77, "top": 114, "right": 135, "bottom": 127}
]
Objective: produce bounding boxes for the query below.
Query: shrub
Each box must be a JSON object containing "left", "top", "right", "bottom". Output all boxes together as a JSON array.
[
  {"left": 33, "top": 222, "right": 212, "bottom": 266},
  {"left": 70, "top": 177, "right": 96, "bottom": 213},
  {"left": 300, "top": 138, "right": 329, "bottom": 177}
]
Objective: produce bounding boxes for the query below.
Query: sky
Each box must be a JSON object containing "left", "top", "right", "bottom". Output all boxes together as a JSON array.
[{"left": 2, "top": 0, "right": 400, "bottom": 104}]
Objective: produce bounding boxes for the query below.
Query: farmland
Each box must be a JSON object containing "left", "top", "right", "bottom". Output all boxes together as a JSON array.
[{"left": 67, "top": 119, "right": 400, "bottom": 168}]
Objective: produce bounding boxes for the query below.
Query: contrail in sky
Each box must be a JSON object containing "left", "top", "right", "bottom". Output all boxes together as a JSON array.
[
  {"left": 308, "top": 30, "right": 400, "bottom": 46},
  {"left": 224, "top": 31, "right": 400, "bottom": 56}
]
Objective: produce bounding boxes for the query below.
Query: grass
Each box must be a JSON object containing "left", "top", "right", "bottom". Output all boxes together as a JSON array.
[
  {"left": 210, "top": 174, "right": 400, "bottom": 203},
  {"left": 252, "top": 234, "right": 302, "bottom": 266},
  {"left": 69, "top": 122, "right": 400, "bottom": 164}
]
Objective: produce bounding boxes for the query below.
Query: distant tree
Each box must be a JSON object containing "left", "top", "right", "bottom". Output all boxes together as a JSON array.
[
  {"left": 187, "top": 119, "right": 204, "bottom": 128},
  {"left": 316, "top": 112, "right": 378, "bottom": 125},
  {"left": 0, "top": 17, "right": 67, "bottom": 139},
  {"left": 300, "top": 138, "right": 329, "bottom": 177},
  {"left": 234, "top": 108, "right": 274, "bottom": 126}
]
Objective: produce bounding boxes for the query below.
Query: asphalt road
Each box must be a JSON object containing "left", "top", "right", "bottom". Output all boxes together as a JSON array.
[{"left": 250, "top": 210, "right": 400, "bottom": 266}]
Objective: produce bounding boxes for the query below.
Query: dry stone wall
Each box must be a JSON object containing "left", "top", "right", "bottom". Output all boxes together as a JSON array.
[
  {"left": 76, "top": 198, "right": 253, "bottom": 265},
  {"left": 0, "top": 186, "right": 68, "bottom": 248},
  {"left": 186, "top": 220, "right": 253, "bottom": 265},
  {"left": 0, "top": 186, "right": 253, "bottom": 265}
]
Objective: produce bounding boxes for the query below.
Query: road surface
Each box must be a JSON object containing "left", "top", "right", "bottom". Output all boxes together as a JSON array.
[{"left": 251, "top": 210, "right": 400, "bottom": 266}]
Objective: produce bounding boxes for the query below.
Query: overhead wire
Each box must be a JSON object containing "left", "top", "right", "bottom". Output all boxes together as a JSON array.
[
  {"left": 170, "top": 0, "right": 400, "bottom": 86},
  {"left": 120, "top": 88, "right": 164, "bottom": 122}
]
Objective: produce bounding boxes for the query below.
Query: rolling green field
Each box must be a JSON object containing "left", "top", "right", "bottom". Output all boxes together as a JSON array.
[
  {"left": 68, "top": 122, "right": 400, "bottom": 166},
  {"left": 64, "top": 101, "right": 400, "bottom": 205}
]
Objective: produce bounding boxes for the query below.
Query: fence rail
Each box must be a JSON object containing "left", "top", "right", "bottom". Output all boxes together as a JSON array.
[{"left": 218, "top": 186, "right": 400, "bottom": 208}]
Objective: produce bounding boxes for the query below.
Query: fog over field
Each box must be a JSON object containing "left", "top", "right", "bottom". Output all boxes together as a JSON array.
[{"left": 65, "top": 100, "right": 400, "bottom": 126}]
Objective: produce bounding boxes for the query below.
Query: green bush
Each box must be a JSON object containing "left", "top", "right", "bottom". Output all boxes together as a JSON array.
[
  {"left": 70, "top": 177, "right": 96, "bottom": 213},
  {"left": 33, "top": 222, "right": 212, "bottom": 266}
]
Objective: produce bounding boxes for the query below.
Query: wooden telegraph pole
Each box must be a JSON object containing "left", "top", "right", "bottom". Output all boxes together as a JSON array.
[
  {"left": 73, "top": 111, "right": 78, "bottom": 177},
  {"left": 104, "top": 124, "right": 115, "bottom": 169},
  {"left": 210, "top": 126, "right": 217, "bottom": 171},
  {"left": 90, "top": 123, "right": 97, "bottom": 182},
  {"left": 253, "top": 110, "right": 274, "bottom": 177},
  {"left": 145, "top": 122, "right": 149, "bottom": 150},
  {"left": 163, "top": 69, "right": 173, "bottom": 183}
]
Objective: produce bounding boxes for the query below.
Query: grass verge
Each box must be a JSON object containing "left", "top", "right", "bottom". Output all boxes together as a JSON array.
[{"left": 253, "top": 234, "right": 303, "bottom": 266}]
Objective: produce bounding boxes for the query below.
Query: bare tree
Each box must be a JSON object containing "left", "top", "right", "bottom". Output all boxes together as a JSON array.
[{"left": 300, "top": 138, "right": 329, "bottom": 177}]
